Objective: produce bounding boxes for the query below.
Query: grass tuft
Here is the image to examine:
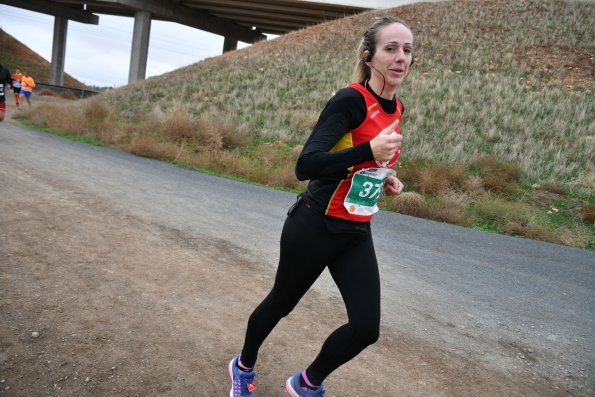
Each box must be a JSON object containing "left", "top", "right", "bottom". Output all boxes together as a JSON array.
[
  {"left": 37, "top": 88, "right": 55, "bottom": 96},
  {"left": 470, "top": 156, "right": 522, "bottom": 196},
  {"left": 84, "top": 98, "right": 112, "bottom": 132},
  {"left": 417, "top": 164, "right": 466, "bottom": 194},
  {"left": 501, "top": 221, "right": 558, "bottom": 244},
  {"left": 578, "top": 203, "right": 595, "bottom": 225},
  {"left": 58, "top": 91, "right": 78, "bottom": 100},
  {"left": 390, "top": 191, "right": 426, "bottom": 216}
]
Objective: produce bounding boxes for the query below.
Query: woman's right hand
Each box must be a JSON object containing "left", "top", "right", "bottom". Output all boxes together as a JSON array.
[{"left": 370, "top": 119, "right": 403, "bottom": 162}]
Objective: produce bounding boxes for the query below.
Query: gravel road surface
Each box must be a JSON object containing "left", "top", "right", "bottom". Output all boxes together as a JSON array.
[{"left": 1, "top": 117, "right": 593, "bottom": 396}]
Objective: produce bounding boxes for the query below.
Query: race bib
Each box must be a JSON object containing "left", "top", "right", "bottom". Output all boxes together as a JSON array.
[{"left": 344, "top": 168, "right": 396, "bottom": 216}]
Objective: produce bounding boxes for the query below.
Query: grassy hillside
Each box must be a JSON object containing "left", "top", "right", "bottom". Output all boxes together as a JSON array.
[
  {"left": 16, "top": 0, "right": 595, "bottom": 249},
  {"left": 0, "top": 28, "right": 84, "bottom": 89},
  {"left": 97, "top": 0, "right": 594, "bottom": 190}
]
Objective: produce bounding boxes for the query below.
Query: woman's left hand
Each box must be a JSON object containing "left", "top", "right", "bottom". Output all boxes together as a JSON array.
[{"left": 384, "top": 175, "right": 404, "bottom": 196}]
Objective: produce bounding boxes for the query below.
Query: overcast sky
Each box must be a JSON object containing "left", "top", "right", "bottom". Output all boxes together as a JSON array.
[{"left": 0, "top": 1, "right": 425, "bottom": 87}]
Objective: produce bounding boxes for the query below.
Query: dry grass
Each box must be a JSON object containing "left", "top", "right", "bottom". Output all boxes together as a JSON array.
[
  {"left": 37, "top": 89, "right": 55, "bottom": 97},
  {"left": 390, "top": 192, "right": 426, "bottom": 216},
  {"left": 220, "top": 120, "right": 251, "bottom": 149},
  {"left": 36, "top": 89, "right": 78, "bottom": 100},
  {"left": 14, "top": 0, "right": 594, "bottom": 249},
  {"left": 20, "top": 103, "right": 84, "bottom": 135},
  {"left": 578, "top": 203, "right": 595, "bottom": 225},
  {"left": 472, "top": 195, "right": 532, "bottom": 226},
  {"left": 501, "top": 221, "right": 558, "bottom": 243},
  {"left": 128, "top": 134, "right": 178, "bottom": 160},
  {"left": 464, "top": 175, "right": 485, "bottom": 195},
  {"left": 422, "top": 190, "right": 472, "bottom": 225},
  {"left": 417, "top": 164, "right": 466, "bottom": 194},
  {"left": 58, "top": 91, "right": 78, "bottom": 100},
  {"left": 469, "top": 195, "right": 563, "bottom": 244},
  {"left": 84, "top": 98, "right": 112, "bottom": 132}
]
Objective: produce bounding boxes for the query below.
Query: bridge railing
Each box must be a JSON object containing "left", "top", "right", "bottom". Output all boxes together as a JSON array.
[{"left": 35, "top": 82, "right": 100, "bottom": 99}]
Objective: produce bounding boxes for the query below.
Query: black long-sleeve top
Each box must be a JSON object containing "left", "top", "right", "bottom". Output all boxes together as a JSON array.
[
  {"left": 296, "top": 81, "right": 401, "bottom": 210},
  {"left": 0, "top": 64, "right": 13, "bottom": 102}
]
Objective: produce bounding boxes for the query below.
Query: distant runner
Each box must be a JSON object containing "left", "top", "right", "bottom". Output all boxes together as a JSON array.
[
  {"left": 0, "top": 64, "right": 14, "bottom": 122},
  {"left": 20, "top": 72, "right": 35, "bottom": 107},
  {"left": 11, "top": 69, "right": 22, "bottom": 108}
]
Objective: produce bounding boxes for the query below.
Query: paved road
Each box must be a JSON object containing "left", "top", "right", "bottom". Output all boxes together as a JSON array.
[{"left": 1, "top": 119, "right": 593, "bottom": 394}]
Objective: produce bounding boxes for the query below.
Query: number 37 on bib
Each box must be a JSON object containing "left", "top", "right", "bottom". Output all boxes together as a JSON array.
[{"left": 344, "top": 168, "right": 396, "bottom": 216}]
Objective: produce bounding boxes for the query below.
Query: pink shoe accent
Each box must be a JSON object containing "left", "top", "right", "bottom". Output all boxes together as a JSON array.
[
  {"left": 238, "top": 358, "right": 253, "bottom": 372},
  {"left": 301, "top": 371, "right": 319, "bottom": 389},
  {"left": 285, "top": 377, "right": 299, "bottom": 397}
]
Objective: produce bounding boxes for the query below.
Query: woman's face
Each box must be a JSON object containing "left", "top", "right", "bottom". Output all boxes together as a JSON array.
[{"left": 368, "top": 23, "right": 413, "bottom": 90}]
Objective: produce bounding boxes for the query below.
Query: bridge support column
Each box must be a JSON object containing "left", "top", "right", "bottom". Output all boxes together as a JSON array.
[
  {"left": 128, "top": 10, "right": 152, "bottom": 84},
  {"left": 223, "top": 36, "right": 238, "bottom": 53},
  {"left": 50, "top": 16, "right": 68, "bottom": 86}
]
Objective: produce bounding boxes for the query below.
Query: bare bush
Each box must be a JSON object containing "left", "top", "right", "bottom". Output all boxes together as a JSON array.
[
  {"left": 100, "top": 122, "right": 131, "bottom": 145},
  {"left": 58, "top": 91, "right": 78, "bottom": 100},
  {"left": 37, "top": 88, "right": 55, "bottom": 96},
  {"left": 391, "top": 192, "right": 426, "bottom": 216},
  {"left": 128, "top": 134, "right": 177, "bottom": 161},
  {"left": 84, "top": 98, "right": 111, "bottom": 131},
  {"left": 22, "top": 103, "right": 85, "bottom": 134},
  {"left": 543, "top": 183, "right": 566, "bottom": 195},
  {"left": 464, "top": 175, "right": 484, "bottom": 194},
  {"left": 430, "top": 190, "right": 471, "bottom": 225},
  {"left": 194, "top": 117, "right": 223, "bottom": 150},
  {"left": 163, "top": 103, "right": 196, "bottom": 144},
  {"left": 472, "top": 156, "right": 522, "bottom": 196},
  {"left": 501, "top": 221, "right": 558, "bottom": 243},
  {"left": 418, "top": 164, "right": 466, "bottom": 194},
  {"left": 219, "top": 120, "right": 251, "bottom": 149},
  {"left": 472, "top": 194, "right": 533, "bottom": 227},
  {"left": 578, "top": 203, "right": 595, "bottom": 225},
  {"left": 264, "top": 162, "right": 300, "bottom": 189}
]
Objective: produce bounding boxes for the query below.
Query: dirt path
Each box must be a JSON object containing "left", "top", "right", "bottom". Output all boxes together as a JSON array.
[{"left": 0, "top": 130, "right": 579, "bottom": 396}]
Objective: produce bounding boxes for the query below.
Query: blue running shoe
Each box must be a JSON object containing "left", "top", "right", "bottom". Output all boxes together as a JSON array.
[
  {"left": 285, "top": 371, "right": 325, "bottom": 397},
  {"left": 228, "top": 355, "right": 256, "bottom": 397}
]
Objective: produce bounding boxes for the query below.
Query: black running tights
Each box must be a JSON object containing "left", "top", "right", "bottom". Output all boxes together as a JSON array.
[{"left": 240, "top": 201, "right": 380, "bottom": 385}]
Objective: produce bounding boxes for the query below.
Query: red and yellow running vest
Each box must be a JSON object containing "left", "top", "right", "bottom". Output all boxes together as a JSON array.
[{"left": 325, "top": 82, "right": 403, "bottom": 222}]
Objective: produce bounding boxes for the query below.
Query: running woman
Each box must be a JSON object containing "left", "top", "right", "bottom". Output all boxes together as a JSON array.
[
  {"left": 20, "top": 72, "right": 35, "bottom": 107},
  {"left": 0, "top": 64, "right": 14, "bottom": 122},
  {"left": 229, "top": 16, "right": 414, "bottom": 397},
  {"left": 12, "top": 69, "right": 22, "bottom": 108}
]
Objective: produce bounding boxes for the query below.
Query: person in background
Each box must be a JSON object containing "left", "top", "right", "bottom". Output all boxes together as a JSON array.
[
  {"left": 19, "top": 71, "right": 35, "bottom": 107},
  {"left": 228, "top": 15, "right": 413, "bottom": 397},
  {"left": 11, "top": 68, "right": 22, "bottom": 108},
  {"left": 0, "top": 63, "right": 14, "bottom": 122}
]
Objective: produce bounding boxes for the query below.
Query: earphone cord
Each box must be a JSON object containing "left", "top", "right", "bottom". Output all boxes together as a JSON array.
[{"left": 367, "top": 63, "right": 386, "bottom": 97}]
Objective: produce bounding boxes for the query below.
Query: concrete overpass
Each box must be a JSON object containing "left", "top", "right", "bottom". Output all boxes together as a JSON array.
[{"left": 1, "top": 0, "right": 370, "bottom": 85}]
